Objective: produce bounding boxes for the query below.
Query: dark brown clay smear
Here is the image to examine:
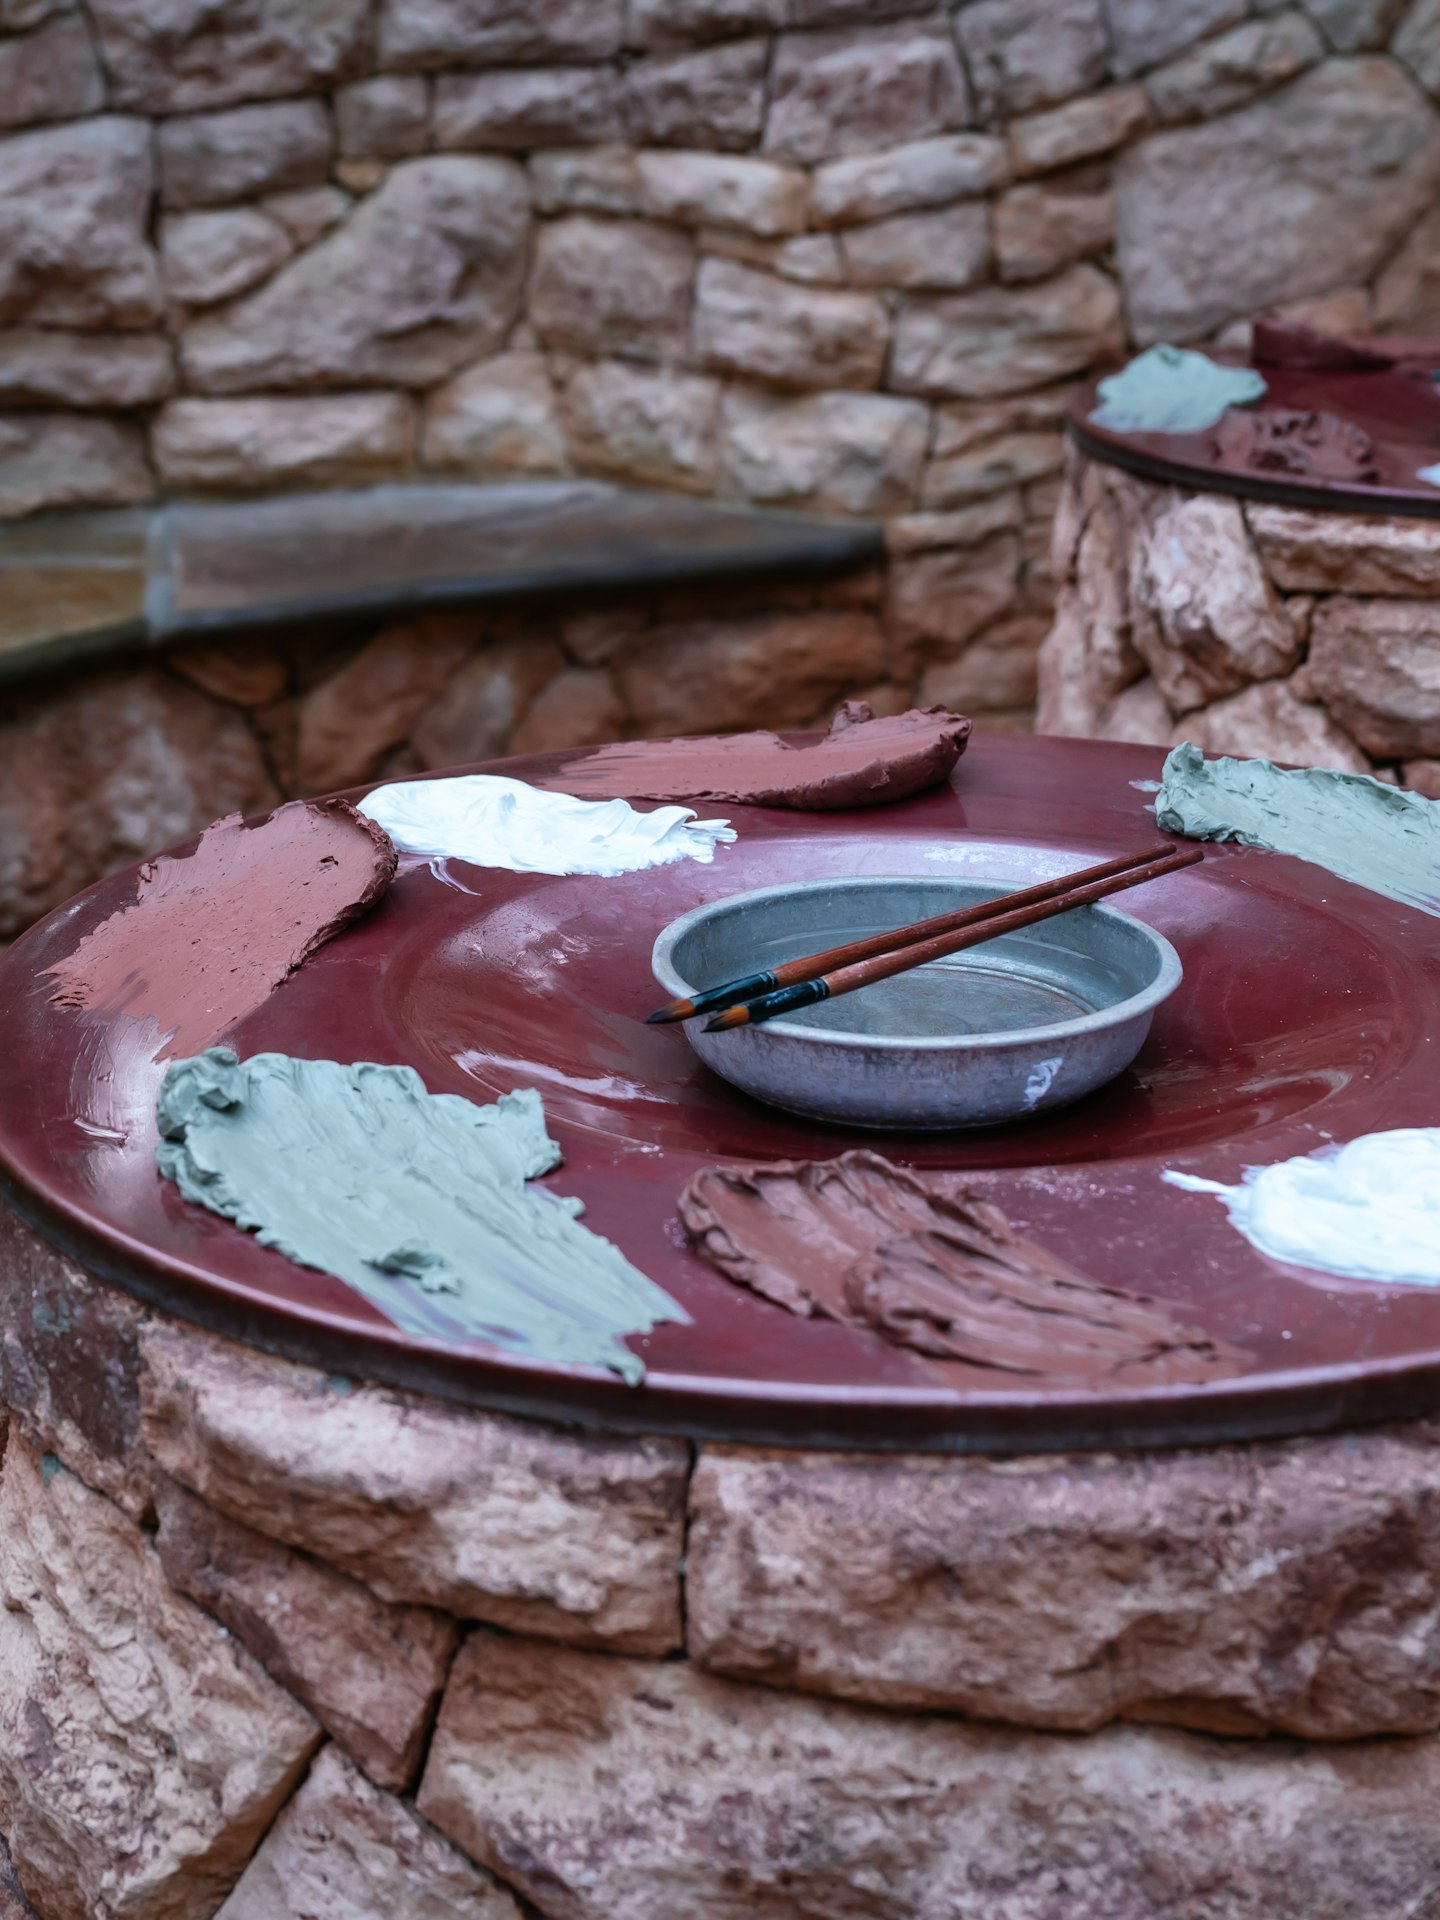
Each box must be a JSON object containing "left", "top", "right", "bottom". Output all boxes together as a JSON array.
[
  {"left": 679, "top": 1150, "right": 1246, "bottom": 1385},
  {"left": 1249, "top": 317, "right": 1411, "bottom": 373},
  {"left": 547, "top": 702, "right": 971, "bottom": 811},
  {"left": 1214, "top": 407, "right": 1380, "bottom": 484},
  {"left": 44, "top": 800, "right": 396, "bottom": 1060}
]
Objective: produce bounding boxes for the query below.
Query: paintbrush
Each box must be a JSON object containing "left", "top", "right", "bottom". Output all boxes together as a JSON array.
[
  {"left": 702, "top": 843, "right": 1202, "bottom": 1032},
  {"left": 649, "top": 842, "right": 1181, "bottom": 1027}
]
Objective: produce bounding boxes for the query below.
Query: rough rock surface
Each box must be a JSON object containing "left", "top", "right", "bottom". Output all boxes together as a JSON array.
[
  {"left": 563, "top": 359, "right": 720, "bottom": 490},
  {"left": 420, "top": 1633, "right": 1440, "bottom": 1920},
  {"left": 138, "top": 1321, "right": 688, "bottom": 1652},
  {"left": 155, "top": 1476, "right": 458, "bottom": 1792},
  {"left": 0, "top": 1435, "right": 319, "bottom": 1920},
  {"left": 765, "top": 21, "right": 971, "bottom": 165},
  {"left": 625, "top": 38, "right": 768, "bottom": 149},
  {"left": 216, "top": 1744, "right": 522, "bottom": 1920},
  {"left": 156, "top": 100, "right": 332, "bottom": 211},
  {"left": 423, "top": 352, "right": 568, "bottom": 475},
  {"left": 161, "top": 208, "right": 295, "bottom": 308},
  {"left": 1173, "top": 676, "right": 1370, "bottom": 771},
  {"left": 0, "top": 412, "right": 151, "bottom": 518},
  {"left": 290, "top": 615, "right": 476, "bottom": 790},
  {"left": 152, "top": 394, "right": 415, "bottom": 493},
  {"left": 809, "top": 133, "right": 1006, "bottom": 224},
  {"left": 0, "top": 1204, "right": 149, "bottom": 1520},
  {"left": 1036, "top": 453, "right": 1154, "bottom": 734},
  {"left": 0, "top": 330, "right": 173, "bottom": 407},
  {"left": 380, "top": 0, "right": 624, "bottom": 68},
  {"left": 0, "top": 666, "right": 278, "bottom": 937},
  {"left": 956, "top": 0, "right": 1109, "bottom": 121},
  {"left": 616, "top": 608, "right": 885, "bottom": 731},
  {"left": 885, "top": 533, "right": 1021, "bottom": 658},
  {"left": 1116, "top": 59, "right": 1440, "bottom": 342},
  {"left": 0, "top": 116, "right": 160, "bottom": 328},
  {"left": 1246, "top": 502, "right": 1440, "bottom": 594},
  {"left": 1130, "top": 494, "right": 1300, "bottom": 710},
  {"left": 410, "top": 634, "right": 566, "bottom": 766},
  {"left": 693, "top": 258, "right": 889, "bottom": 387},
  {"left": 686, "top": 1434, "right": 1440, "bottom": 1735},
  {"left": 890, "top": 264, "right": 1123, "bottom": 398},
  {"left": 181, "top": 158, "right": 531, "bottom": 393},
  {"left": 336, "top": 75, "right": 429, "bottom": 159},
  {"left": 0, "top": 14, "right": 105, "bottom": 131},
  {"left": 720, "top": 387, "right": 927, "bottom": 514},
  {"left": 529, "top": 216, "right": 694, "bottom": 360},
  {"left": 1306, "top": 597, "right": 1440, "bottom": 758},
  {"left": 86, "top": 0, "right": 370, "bottom": 113}
]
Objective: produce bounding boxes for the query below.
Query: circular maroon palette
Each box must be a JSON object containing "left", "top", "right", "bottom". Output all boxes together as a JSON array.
[
  {"left": 2, "top": 732, "right": 1439, "bottom": 1451},
  {"left": 1071, "top": 350, "right": 1440, "bottom": 518}
]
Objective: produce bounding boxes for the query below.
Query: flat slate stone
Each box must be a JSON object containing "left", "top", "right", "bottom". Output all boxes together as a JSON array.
[{"left": 0, "top": 480, "right": 879, "bottom": 688}]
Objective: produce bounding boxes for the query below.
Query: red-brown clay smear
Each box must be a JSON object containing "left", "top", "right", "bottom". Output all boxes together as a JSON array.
[
  {"left": 44, "top": 800, "right": 396, "bottom": 1061},
  {"left": 1250, "top": 316, "right": 1413, "bottom": 373},
  {"left": 547, "top": 702, "right": 971, "bottom": 811},
  {"left": 1215, "top": 407, "right": 1380, "bottom": 484},
  {"left": 679, "top": 1150, "right": 1246, "bottom": 1385}
]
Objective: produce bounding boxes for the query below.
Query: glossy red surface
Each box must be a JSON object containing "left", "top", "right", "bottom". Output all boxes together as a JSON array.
[
  {"left": 1072, "top": 355, "right": 1440, "bottom": 517},
  {"left": 3, "top": 733, "right": 1440, "bottom": 1450}
]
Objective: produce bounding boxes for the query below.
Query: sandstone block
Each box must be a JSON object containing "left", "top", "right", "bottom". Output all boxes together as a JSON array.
[
  {"left": 424, "top": 352, "right": 567, "bottom": 476},
  {"left": 435, "top": 66, "right": 623, "bottom": 149},
  {"left": 0, "top": 1204, "right": 150, "bottom": 1520},
  {"left": 1131, "top": 494, "right": 1301, "bottom": 711},
  {"left": 1146, "top": 9, "right": 1325, "bottom": 123},
  {"left": 0, "top": 411, "right": 151, "bottom": 517},
  {"left": 168, "top": 637, "right": 289, "bottom": 708},
  {"left": 157, "top": 98, "right": 332, "bottom": 210},
  {"left": 528, "top": 144, "right": 644, "bottom": 216},
  {"left": 690, "top": 1429, "right": 1440, "bottom": 1734},
  {"left": 1375, "top": 200, "right": 1440, "bottom": 333},
  {"left": 994, "top": 176, "right": 1115, "bottom": 281},
  {"left": 335, "top": 75, "right": 429, "bottom": 158},
  {"left": 0, "top": 116, "right": 160, "bottom": 327},
  {"left": 530, "top": 216, "right": 693, "bottom": 361},
  {"left": 1307, "top": 597, "right": 1440, "bottom": 757},
  {"left": 765, "top": 22, "right": 971, "bottom": 165},
  {"left": 0, "top": 1436, "right": 319, "bottom": 1920},
  {"left": 155, "top": 1477, "right": 456, "bottom": 1792},
  {"left": 153, "top": 394, "right": 415, "bottom": 494},
  {"left": 884, "top": 532, "right": 1022, "bottom": 660},
  {"left": 1116, "top": 59, "right": 1440, "bottom": 344},
  {"left": 1403, "top": 757, "right": 1440, "bottom": 799},
  {"left": 922, "top": 430, "right": 1064, "bottom": 507},
  {"left": 0, "top": 664, "right": 278, "bottom": 937},
  {"left": 1106, "top": 0, "right": 1248, "bottom": 75},
  {"left": 559, "top": 606, "right": 648, "bottom": 665},
  {"left": 810, "top": 134, "right": 1006, "bottom": 225},
  {"left": 1035, "top": 457, "right": 1157, "bottom": 734},
  {"left": 138, "top": 1320, "right": 688, "bottom": 1652},
  {"left": 839, "top": 201, "right": 989, "bottom": 290},
  {"left": 0, "top": 14, "right": 104, "bottom": 130},
  {"left": 933, "top": 380, "right": 1079, "bottom": 455},
  {"left": 720, "top": 386, "right": 928, "bottom": 515},
  {"left": 617, "top": 609, "right": 885, "bottom": 732},
  {"left": 1173, "top": 677, "right": 1370, "bottom": 771},
  {"left": 1008, "top": 84, "right": 1149, "bottom": 175},
  {"left": 918, "top": 611, "right": 1046, "bottom": 710},
  {"left": 161, "top": 208, "right": 294, "bottom": 308},
  {"left": 0, "top": 329, "right": 173, "bottom": 406},
  {"left": 636, "top": 149, "right": 808, "bottom": 235},
  {"left": 217, "top": 1744, "right": 521, "bottom": 1920},
  {"left": 562, "top": 359, "right": 721, "bottom": 491},
  {"left": 292, "top": 615, "right": 475, "bottom": 790},
  {"left": 1395, "top": 0, "right": 1440, "bottom": 99},
  {"left": 183, "top": 156, "right": 530, "bottom": 393},
  {"left": 1246, "top": 502, "right": 1440, "bottom": 594},
  {"left": 694, "top": 258, "right": 888, "bottom": 388},
  {"left": 1095, "top": 673, "right": 1174, "bottom": 745},
  {"left": 699, "top": 228, "right": 844, "bottom": 283},
  {"left": 0, "top": 0, "right": 66, "bottom": 23},
  {"left": 885, "top": 491, "right": 1024, "bottom": 555},
  {"left": 958, "top": 0, "right": 1108, "bottom": 120},
  {"left": 1303, "top": 0, "right": 1407, "bottom": 48},
  {"left": 86, "top": 0, "right": 368, "bottom": 111},
  {"left": 624, "top": 38, "right": 767, "bottom": 149},
  {"left": 413, "top": 633, "right": 566, "bottom": 764},
  {"left": 421, "top": 1633, "right": 1440, "bottom": 1920},
  {"left": 891, "top": 264, "right": 1123, "bottom": 398},
  {"left": 263, "top": 184, "right": 351, "bottom": 246},
  {"left": 626, "top": 0, "right": 782, "bottom": 46},
  {"left": 381, "top": 0, "right": 624, "bottom": 67},
  {"left": 509, "top": 668, "right": 626, "bottom": 754}
]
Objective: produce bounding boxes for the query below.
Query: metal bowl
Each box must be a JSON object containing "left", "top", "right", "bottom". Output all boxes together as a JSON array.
[{"left": 651, "top": 875, "right": 1183, "bottom": 1131}]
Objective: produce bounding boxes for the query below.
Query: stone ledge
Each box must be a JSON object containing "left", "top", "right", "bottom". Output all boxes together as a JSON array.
[{"left": 0, "top": 479, "right": 882, "bottom": 690}]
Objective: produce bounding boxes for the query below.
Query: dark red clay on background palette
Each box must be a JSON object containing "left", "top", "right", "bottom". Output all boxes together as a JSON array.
[{"left": 3, "top": 733, "right": 1440, "bottom": 1451}]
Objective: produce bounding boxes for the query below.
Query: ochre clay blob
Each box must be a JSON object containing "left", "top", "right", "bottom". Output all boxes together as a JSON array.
[
  {"left": 157, "top": 1048, "right": 688, "bottom": 1380},
  {"left": 547, "top": 703, "right": 972, "bottom": 811},
  {"left": 679, "top": 1150, "right": 1245, "bottom": 1384},
  {"left": 1214, "top": 407, "right": 1379, "bottom": 484},
  {"left": 43, "top": 800, "right": 396, "bottom": 1060}
]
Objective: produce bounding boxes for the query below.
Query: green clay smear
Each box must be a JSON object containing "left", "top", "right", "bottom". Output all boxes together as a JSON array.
[
  {"left": 1155, "top": 742, "right": 1440, "bottom": 917},
  {"left": 1090, "top": 344, "right": 1267, "bottom": 435},
  {"left": 156, "top": 1049, "right": 688, "bottom": 1382}
]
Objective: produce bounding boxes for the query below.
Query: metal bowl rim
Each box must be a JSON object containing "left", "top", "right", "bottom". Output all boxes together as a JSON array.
[{"left": 650, "top": 872, "right": 1184, "bottom": 1053}]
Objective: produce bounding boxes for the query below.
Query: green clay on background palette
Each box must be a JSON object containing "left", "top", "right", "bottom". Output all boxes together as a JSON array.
[{"left": 1090, "top": 344, "right": 1267, "bottom": 435}]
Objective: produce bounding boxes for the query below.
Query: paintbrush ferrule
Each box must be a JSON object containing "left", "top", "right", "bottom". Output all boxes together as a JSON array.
[
  {"left": 714, "top": 976, "right": 830, "bottom": 1031},
  {"left": 654, "top": 968, "right": 779, "bottom": 1025}
]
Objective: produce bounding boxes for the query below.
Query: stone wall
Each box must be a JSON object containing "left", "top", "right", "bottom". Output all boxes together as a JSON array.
[
  {"left": 1040, "top": 444, "right": 1440, "bottom": 792},
  {"left": 7, "top": 1197, "right": 1440, "bottom": 1918},
  {"left": 6, "top": 0, "right": 1440, "bottom": 775}
]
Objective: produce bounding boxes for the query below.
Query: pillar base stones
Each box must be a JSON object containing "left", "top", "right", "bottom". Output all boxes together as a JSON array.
[{"left": 1039, "top": 444, "right": 1440, "bottom": 774}]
